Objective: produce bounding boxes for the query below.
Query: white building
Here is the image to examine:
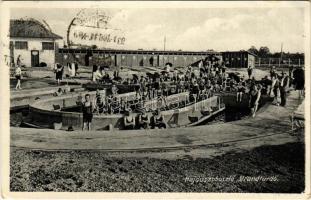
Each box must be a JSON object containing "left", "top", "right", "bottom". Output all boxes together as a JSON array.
[{"left": 9, "top": 19, "right": 62, "bottom": 68}]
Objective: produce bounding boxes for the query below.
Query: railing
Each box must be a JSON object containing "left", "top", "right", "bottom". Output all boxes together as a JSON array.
[{"left": 255, "top": 58, "right": 304, "bottom": 68}]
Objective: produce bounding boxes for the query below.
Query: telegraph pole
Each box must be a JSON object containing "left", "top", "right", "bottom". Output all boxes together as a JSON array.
[{"left": 280, "top": 42, "right": 283, "bottom": 64}]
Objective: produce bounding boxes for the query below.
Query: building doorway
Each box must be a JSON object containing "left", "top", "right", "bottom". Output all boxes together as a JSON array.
[
  {"left": 85, "top": 51, "right": 93, "bottom": 66},
  {"left": 149, "top": 57, "right": 154, "bottom": 66},
  {"left": 31, "top": 50, "right": 39, "bottom": 67}
]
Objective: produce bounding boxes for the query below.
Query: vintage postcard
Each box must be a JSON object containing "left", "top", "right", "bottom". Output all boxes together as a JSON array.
[{"left": 0, "top": 1, "right": 310, "bottom": 199}]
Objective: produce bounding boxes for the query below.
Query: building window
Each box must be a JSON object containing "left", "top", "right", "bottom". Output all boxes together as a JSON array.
[
  {"left": 42, "top": 42, "right": 54, "bottom": 50},
  {"left": 15, "top": 41, "right": 28, "bottom": 50}
]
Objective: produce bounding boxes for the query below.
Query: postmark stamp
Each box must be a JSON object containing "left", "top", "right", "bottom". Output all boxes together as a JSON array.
[{"left": 67, "top": 8, "right": 126, "bottom": 48}]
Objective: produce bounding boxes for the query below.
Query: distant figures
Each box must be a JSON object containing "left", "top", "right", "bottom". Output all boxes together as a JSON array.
[
  {"left": 54, "top": 63, "right": 64, "bottom": 85},
  {"left": 67, "top": 62, "right": 76, "bottom": 78},
  {"left": 270, "top": 71, "right": 290, "bottom": 107},
  {"left": 279, "top": 72, "right": 289, "bottom": 106},
  {"left": 247, "top": 65, "right": 253, "bottom": 79},
  {"left": 16, "top": 55, "right": 22, "bottom": 67},
  {"left": 14, "top": 65, "right": 22, "bottom": 90},
  {"left": 92, "top": 65, "right": 102, "bottom": 82},
  {"left": 292, "top": 66, "right": 305, "bottom": 99},
  {"left": 271, "top": 74, "right": 280, "bottom": 105}
]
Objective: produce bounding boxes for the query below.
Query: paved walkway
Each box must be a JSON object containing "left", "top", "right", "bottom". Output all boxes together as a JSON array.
[{"left": 10, "top": 91, "right": 303, "bottom": 151}]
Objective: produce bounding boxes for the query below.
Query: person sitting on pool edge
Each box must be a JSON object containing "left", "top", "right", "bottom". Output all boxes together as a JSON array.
[
  {"left": 137, "top": 109, "right": 150, "bottom": 129},
  {"left": 123, "top": 108, "right": 135, "bottom": 130},
  {"left": 94, "top": 89, "right": 105, "bottom": 114},
  {"left": 151, "top": 109, "right": 167, "bottom": 129}
]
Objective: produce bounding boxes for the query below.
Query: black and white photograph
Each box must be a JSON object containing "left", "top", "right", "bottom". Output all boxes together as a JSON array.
[{"left": 0, "top": 1, "right": 310, "bottom": 198}]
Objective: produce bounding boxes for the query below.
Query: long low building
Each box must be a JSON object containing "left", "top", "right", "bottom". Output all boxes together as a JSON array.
[
  {"left": 56, "top": 48, "right": 223, "bottom": 68},
  {"left": 221, "top": 50, "right": 256, "bottom": 68},
  {"left": 9, "top": 19, "right": 255, "bottom": 69}
]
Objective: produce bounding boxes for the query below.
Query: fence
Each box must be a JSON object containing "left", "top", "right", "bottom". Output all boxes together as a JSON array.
[{"left": 255, "top": 58, "right": 304, "bottom": 68}]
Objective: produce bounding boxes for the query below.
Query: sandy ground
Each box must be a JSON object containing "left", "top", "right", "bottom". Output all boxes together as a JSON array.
[{"left": 10, "top": 137, "right": 304, "bottom": 192}]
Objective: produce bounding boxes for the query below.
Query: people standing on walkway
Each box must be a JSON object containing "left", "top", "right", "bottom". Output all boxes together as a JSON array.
[
  {"left": 70, "top": 62, "right": 76, "bottom": 77},
  {"left": 279, "top": 72, "right": 289, "bottom": 107},
  {"left": 15, "top": 65, "right": 22, "bottom": 90},
  {"left": 82, "top": 94, "right": 93, "bottom": 131},
  {"left": 74, "top": 61, "right": 79, "bottom": 76},
  {"left": 54, "top": 63, "right": 64, "bottom": 85},
  {"left": 16, "top": 55, "right": 22, "bottom": 67},
  {"left": 270, "top": 66, "right": 276, "bottom": 80},
  {"left": 293, "top": 66, "right": 305, "bottom": 99},
  {"left": 247, "top": 65, "right": 253, "bottom": 79},
  {"left": 271, "top": 75, "right": 280, "bottom": 106},
  {"left": 249, "top": 84, "right": 262, "bottom": 118},
  {"left": 66, "top": 62, "right": 75, "bottom": 78}
]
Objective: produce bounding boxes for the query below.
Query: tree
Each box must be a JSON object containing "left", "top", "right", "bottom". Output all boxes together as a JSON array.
[
  {"left": 248, "top": 46, "right": 258, "bottom": 55},
  {"left": 258, "top": 46, "right": 270, "bottom": 58}
]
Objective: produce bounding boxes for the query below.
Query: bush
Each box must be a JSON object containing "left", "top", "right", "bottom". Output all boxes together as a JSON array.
[{"left": 39, "top": 62, "right": 47, "bottom": 67}]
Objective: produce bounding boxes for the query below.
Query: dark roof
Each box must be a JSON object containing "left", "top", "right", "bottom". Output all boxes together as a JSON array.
[
  {"left": 10, "top": 19, "right": 62, "bottom": 39},
  {"left": 221, "top": 50, "right": 257, "bottom": 57},
  {"left": 59, "top": 48, "right": 222, "bottom": 56}
]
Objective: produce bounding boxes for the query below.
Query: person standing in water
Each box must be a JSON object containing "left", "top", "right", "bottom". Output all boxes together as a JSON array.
[
  {"left": 236, "top": 80, "right": 246, "bottom": 102},
  {"left": 15, "top": 65, "right": 22, "bottom": 90},
  {"left": 82, "top": 94, "right": 93, "bottom": 131}
]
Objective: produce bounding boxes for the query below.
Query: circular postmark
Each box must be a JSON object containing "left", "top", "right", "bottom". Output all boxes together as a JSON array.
[{"left": 67, "top": 9, "right": 126, "bottom": 48}]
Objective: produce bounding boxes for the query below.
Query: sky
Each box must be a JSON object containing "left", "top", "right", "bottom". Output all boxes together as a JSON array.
[{"left": 11, "top": 7, "right": 306, "bottom": 53}]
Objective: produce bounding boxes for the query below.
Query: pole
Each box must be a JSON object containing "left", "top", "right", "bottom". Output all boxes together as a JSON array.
[
  {"left": 298, "top": 59, "right": 300, "bottom": 67},
  {"left": 288, "top": 58, "right": 290, "bottom": 68},
  {"left": 278, "top": 58, "right": 281, "bottom": 68},
  {"left": 268, "top": 58, "right": 271, "bottom": 68},
  {"left": 259, "top": 58, "right": 261, "bottom": 67},
  {"left": 280, "top": 42, "right": 283, "bottom": 60}
]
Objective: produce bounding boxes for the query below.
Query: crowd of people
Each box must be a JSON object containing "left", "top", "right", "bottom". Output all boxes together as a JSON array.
[
  {"left": 66, "top": 58, "right": 306, "bottom": 130},
  {"left": 91, "top": 57, "right": 227, "bottom": 103},
  {"left": 13, "top": 54, "right": 305, "bottom": 130}
]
